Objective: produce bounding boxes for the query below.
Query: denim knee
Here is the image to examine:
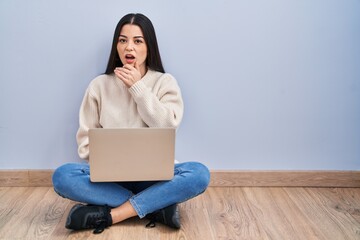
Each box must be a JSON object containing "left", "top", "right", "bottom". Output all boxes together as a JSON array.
[
  {"left": 179, "top": 161, "right": 210, "bottom": 195},
  {"left": 52, "top": 163, "right": 86, "bottom": 197},
  {"left": 192, "top": 162, "right": 211, "bottom": 192}
]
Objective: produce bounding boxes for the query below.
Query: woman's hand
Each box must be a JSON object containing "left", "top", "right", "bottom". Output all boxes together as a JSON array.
[{"left": 114, "top": 61, "right": 142, "bottom": 88}]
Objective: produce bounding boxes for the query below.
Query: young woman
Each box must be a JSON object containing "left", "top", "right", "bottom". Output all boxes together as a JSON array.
[{"left": 52, "top": 13, "right": 210, "bottom": 234}]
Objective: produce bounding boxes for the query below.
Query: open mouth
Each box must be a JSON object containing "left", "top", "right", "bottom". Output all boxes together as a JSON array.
[{"left": 125, "top": 54, "right": 135, "bottom": 60}]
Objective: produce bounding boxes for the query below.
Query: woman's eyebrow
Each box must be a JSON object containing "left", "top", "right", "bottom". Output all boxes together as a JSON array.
[{"left": 119, "top": 35, "right": 144, "bottom": 39}]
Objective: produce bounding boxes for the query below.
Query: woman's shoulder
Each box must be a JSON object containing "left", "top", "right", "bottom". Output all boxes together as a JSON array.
[
  {"left": 87, "top": 73, "right": 118, "bottom": 90},
  {"left": 89, "top": 73, "right": 115, "bottom": 87},
  {"left": 145, "top": 69, "right": 177, "bottom": 84},
  {"left": 86, "top": 73, "right": 117, "bottom": 97}
]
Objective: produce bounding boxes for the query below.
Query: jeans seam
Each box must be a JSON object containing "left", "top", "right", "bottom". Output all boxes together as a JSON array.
[
  {"left": 129, "top": 198, "right": 143, "bottom": 218},
  {"left": 129, "top": 181, "right": 164, "bottom": 218}
]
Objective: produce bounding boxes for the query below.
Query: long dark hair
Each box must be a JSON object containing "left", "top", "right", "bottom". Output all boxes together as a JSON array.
[{"left": 105, "top": 13, "right": 165, "bottom": 74}]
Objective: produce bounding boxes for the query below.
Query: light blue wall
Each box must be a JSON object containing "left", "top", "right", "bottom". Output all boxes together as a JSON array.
[{"left": 0, "top": 0, "right": 359, "bottom": 170}]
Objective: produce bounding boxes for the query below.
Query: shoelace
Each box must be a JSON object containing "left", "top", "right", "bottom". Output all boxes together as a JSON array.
[
  {"left": 145, "top": 209, "right": 168, "bottom": 228},
  {"left": 86, "top": 215, "right": 108, "bottom": 234},
  {"left": 146, "top": 219, "right": 156, "bottom": 228},
  {"left": 145, "top": 210, "right": 163, "bottom": 228},
  {"left": 93, "top": 220, "right": 108, "bottom": 234},
  {"left": 145, "top": 213, "right": 157, "bottom": 228}
]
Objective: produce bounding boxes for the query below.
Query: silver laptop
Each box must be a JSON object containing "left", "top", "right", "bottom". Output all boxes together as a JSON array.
[{"left": 88, "top": 128, "right": 175, "bottom": 182}]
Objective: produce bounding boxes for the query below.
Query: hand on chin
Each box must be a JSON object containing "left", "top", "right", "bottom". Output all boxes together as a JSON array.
[{"left": 114, "top": 61, "right": 141, "bottom": 88}]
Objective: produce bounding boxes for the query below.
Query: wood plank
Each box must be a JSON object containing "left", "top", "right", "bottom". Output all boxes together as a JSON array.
[
  {"left": 28, "top": 170, "right": 53, "bottom": 187},
  {"left": 240, "top": 187, "right": 293, "bottom": 239},
  {"left": 0, "top": 187, "right": 71, "bottom": 239},
  {"left": 306, "top": 188, "right": 360, "bottom": 238},
  {"left": 210, "top": 170, "right": 360, "bottom": 187},
  {"left": 285, "top": 188, "right": 360, "bottom": 240},
  {"left": 242, "top": 187, "right": 325, "bottom": 239},
  {"left": 50, "top": 200, "right": 75, "bottom": 240},
  {"left": 176, "top": 192, "right": 216, "bottom": 240},
  {"left": 1, "top": 187, "right": 360, "bottom": 239},
  {"left": 109, "top": 217, "right": 161, "bottom": 240},
  {"left": 231, "top": 187, "right": 269, "bottom": 239},
  {"left": 0, "top": 170, "right": 53, "bottom": 187},
  {"left": 0, "top": 187, "right": 50, "bottom": 239},
  {"left": 1, "top": 170, "right": 359, "bottom": 187},
  {"left": 0, "top": 187, "right": 35, "bottom": 231},
  {"left": 29, "top": 189, "right": 71, "bottom": 239},
  {"left": 338, "top": 188, "right": 360, "bottom": 224},
  {"left": 0, "top": 170, "right": 29, "bottom": 186},
  {"left": 202, "top": 187, "right": 263, "bottom": 240},
  {"left": 0, "top": 187, "right": 10, "bottom": 198}
]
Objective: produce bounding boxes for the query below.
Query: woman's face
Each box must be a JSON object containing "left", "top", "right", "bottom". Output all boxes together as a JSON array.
[{"left": 117, "top": 24, "right": 147, "bottom": 73}]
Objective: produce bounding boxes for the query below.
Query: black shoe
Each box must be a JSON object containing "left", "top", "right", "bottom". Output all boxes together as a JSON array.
[
  {"left": 145, "top": 204, "right": 180, "bottom": 229},
  {"left": 65, "top": 204, "right": 113, "bottom": 234}
]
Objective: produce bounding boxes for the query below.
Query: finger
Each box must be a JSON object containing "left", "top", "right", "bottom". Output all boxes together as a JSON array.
[
  {"left": 119, "top": 71, "right": 130, "bottom": 80},
  {"left": 122, "top": 64, "right": 135, "bottom": 71},
  {"left": 115, "top": 66, "right": 130, "bottom": 72},
  {"left": 114, "top": 69, "right": 129, "bottom": 81}
]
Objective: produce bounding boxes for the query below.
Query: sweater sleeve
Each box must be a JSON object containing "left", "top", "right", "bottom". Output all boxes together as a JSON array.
[
  {"left": 76, "top": 86, "right": 101, "bottom": 160},
  {"left": 128, "top": 74, "right": 184, "bottom": 128}
]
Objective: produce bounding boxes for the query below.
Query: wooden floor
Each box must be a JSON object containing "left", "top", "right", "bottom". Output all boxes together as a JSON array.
[{"left": 0, "top": 187, "right": 359, "bottom": 240}]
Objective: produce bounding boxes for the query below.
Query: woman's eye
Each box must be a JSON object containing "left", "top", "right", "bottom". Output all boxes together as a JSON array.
[
  {"left": 119, "top": 39, "right": 126, "bottom": 43},
  {"left": 135, "top": 39, "right": 143, "bottom": 44}
]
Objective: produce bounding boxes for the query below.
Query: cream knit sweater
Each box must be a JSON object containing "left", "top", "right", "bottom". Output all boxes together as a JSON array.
[{"left": 76, "top": 69, "right": 184, "bottom": 160}]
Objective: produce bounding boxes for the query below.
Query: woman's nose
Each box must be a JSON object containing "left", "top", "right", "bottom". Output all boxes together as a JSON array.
[{"left": 126, "top": 42, "right": 134, "bottom": 51}]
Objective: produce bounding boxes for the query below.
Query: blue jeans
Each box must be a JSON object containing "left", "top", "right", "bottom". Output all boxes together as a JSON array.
[{"left": 52, "top": 162, "right": 210, "bottom": 218}]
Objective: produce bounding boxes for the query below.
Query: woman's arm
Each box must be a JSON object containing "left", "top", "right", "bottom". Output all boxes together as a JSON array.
[
  {"left": 76, "top": 87, "right": 101, "bottom": 160},
  {"left": 128, "top": 74, "right": 184, "bottom": 128}
]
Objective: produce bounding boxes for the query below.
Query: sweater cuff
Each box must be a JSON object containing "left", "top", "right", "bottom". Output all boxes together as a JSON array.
[{"left": 129, "top": 80, "right": 146, "bottom": 97}]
